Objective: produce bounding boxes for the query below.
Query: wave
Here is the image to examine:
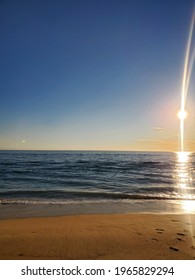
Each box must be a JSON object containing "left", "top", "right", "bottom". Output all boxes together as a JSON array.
[
  {"left": 1, "top": 151, "right": 194, "bottom": 207},
  {"left": 0, "top": 189, "right": 195, "bottom": 205}
]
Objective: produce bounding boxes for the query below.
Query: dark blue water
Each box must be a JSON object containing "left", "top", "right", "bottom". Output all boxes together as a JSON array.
[{"left": 0, "top": 151, "right": 195, "bottom": 205}]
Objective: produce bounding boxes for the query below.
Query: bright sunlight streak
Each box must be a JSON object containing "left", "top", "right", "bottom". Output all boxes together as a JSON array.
[
  {"left": 177, "top": 151, "right": 190, "bottom": 163},
  {"left": 182, "top": 200, "right": 195, "bottom": 212},
  {"left": 177, "top": 110, "right": 188, "bottom": 120}
]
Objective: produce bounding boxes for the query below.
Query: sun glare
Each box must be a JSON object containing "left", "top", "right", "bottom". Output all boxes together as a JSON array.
[
  {"left": 177, "top": 110, "right": 188, "bottom": 120},
  {"left": 182, "top": 200, "right": 195, "bottom": 212},
  {"left": 177, "top": 151, "right": 190, "bottom": 163}
]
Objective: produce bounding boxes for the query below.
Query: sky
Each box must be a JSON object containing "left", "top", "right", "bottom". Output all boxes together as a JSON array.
[{"left": 0, "top": 0, "right": 195, "bottom": 151}]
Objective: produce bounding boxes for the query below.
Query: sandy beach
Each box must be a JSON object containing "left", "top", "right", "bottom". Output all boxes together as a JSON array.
[{"left": 0, "top": 213, "right": 195, "bottom": 260}]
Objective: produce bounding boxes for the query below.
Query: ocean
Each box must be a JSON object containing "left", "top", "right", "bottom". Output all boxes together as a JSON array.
[{"left": 0, "top": 150, "right": 195, "bottom": 217}]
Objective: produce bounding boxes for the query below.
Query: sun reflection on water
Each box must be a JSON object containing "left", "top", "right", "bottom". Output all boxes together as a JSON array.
[
  {"left": 176, "top": 151, "right": 191, "bottom": 189},
  {"left": 182, "top": 200, "right": 195, "bottom": 213},
  {"left": 177, "top": 151, "right": 190, "bottom": 163},
  {"left": 175, "top": 152, "right": 195, "bottom": 212}
]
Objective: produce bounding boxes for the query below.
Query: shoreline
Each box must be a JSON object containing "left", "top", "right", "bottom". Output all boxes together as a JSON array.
[
  {"left": 1, "top": 199, "right": 195, "bottom": 220},
  {"left": 0, "top": 213, "right": 195, "bottom": 260}
]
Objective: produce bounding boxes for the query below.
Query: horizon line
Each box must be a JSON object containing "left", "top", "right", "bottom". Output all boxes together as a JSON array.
[{"left": 0, "top": 149, "right": 189, "bottom": 153}]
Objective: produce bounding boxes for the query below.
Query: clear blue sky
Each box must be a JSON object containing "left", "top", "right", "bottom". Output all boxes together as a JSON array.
[{"left": 0, "top": 0, "right": 195, "bottom": 151}]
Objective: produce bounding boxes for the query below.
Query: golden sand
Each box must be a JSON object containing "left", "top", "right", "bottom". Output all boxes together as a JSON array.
[{"left": 0, "top": 214, "right": 195, "bottom": 260}]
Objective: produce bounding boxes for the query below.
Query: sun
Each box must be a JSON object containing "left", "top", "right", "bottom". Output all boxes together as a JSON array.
[{"left": 177, "top": 110, "right": 188, "bottom": 120}]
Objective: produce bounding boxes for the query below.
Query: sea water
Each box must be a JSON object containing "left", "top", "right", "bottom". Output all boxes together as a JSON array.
[{"left": 0, "top": 150, "right": 195, "bottom": 217}]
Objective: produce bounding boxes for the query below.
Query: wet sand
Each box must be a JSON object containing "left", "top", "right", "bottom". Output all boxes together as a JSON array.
[{"left": 0, "top": 213, "right": 195, "bottom": 260}]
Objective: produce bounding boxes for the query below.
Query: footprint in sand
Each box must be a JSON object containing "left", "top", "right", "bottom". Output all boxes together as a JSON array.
[
  {"left": 151, "top": 238, "right": 158, "bottom": 242},
  {"left": 169, "top": 247, "right": 179, "bottom": 252},
  {"left": 18, "top": 253, "right": 24, "bottom": 256},
  {"left": 177, "top": 233, "right": 186, "bottom": 236},
  {"left": 177, "top": 238, "right": 183, "bottom": 241},
  {"left": 171, "top": 219, "right": 180, "bottom": 223},
  {"left": 156, "top": 229, "right": 165, "bottom": 234}
]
